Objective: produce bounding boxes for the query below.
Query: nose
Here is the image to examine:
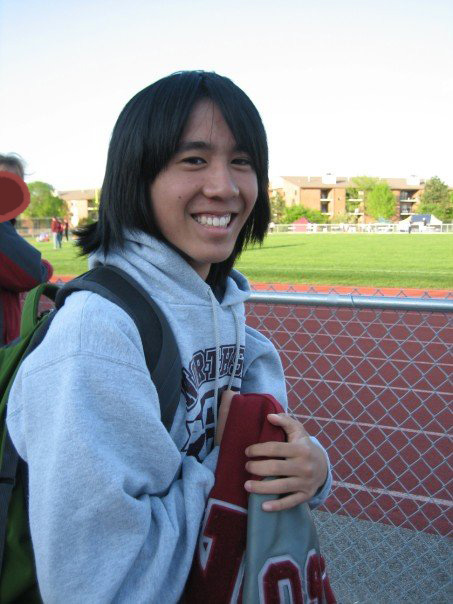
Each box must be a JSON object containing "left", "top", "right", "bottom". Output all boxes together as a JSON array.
[{"left": 202, "top": 163, "right": 239, "bottom": 200}]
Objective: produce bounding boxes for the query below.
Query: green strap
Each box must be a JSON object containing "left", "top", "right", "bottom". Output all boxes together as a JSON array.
[{"left": 20, "top": 284, "right": 59, "bottom": 338}]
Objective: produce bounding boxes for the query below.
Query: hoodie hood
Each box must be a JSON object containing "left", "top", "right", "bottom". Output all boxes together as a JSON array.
[{"left": 89, "top": 229, "right": 250, "bottom": 436}]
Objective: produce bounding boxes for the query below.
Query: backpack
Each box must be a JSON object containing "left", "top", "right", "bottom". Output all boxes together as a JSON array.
[
  {"left": 184, "top": 393, "right": 337, "bottom": 603},
  {"left": 0, "top": 265, "right": 182, "bottom": 603}
]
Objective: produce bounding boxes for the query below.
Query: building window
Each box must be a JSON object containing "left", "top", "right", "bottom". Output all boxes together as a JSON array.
[
  {"left": 400, "top": 202, "right": 413, "bottom": 215},
  {"left": 320, "top": 189, "right": 330, "bottom": 200},
  {"left": 400, "top": 191, "right": 413, "bottom": 201},
  {"left": 321, "top": 201, "right": 329, "bottom": 213}
]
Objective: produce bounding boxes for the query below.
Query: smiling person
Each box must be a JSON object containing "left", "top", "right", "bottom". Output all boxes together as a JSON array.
[{"left": 6, "top": 72, "right": 331, "bottom": 603}]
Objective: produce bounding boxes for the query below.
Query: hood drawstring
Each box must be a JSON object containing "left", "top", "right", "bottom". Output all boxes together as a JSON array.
[
  {"left": 228, "top": 307, "right": 241, "bottom": 390},
  {"left": 208, "top": 288, "right": 221, "bottom": 431},
  {"left": 208, "top": 289, "right": 242, "bottom": 434}
]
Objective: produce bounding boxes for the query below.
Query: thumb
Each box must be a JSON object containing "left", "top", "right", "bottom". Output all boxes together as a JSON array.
[{"left": 267, "top": 413, "right": 309, "bottom": 443}]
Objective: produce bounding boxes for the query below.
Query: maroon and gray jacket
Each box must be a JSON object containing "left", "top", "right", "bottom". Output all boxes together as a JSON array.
[
  {"left": 185, "top": 393, "right": 336, "bottom": 603},
  {"left": 0, "top": 220, "right": 53, "bottom": 346}
]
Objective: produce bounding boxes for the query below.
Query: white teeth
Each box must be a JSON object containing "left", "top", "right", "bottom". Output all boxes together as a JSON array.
[{"left": 194, "top": 214, "right": 231, "bottom": 228}]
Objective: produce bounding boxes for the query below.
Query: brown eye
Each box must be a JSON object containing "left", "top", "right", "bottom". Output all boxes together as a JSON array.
[
  {"left": 182, "top": 156, "right": 206, "bottom": 165},
  {"left": 232, "top": 157, "right": 252, "bottom": 167}
]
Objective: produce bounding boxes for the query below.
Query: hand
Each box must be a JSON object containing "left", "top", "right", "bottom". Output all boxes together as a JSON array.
[
  {"left": 244, "top": 413, "right": 328, "bottom": 512},
  {"left": 215, "top": 389, "right": 235, "bottom": 446}
]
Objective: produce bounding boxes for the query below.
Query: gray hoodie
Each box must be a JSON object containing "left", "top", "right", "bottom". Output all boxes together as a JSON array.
[{"left": 7, "top": 230, "right": 331, "bottom": 603}]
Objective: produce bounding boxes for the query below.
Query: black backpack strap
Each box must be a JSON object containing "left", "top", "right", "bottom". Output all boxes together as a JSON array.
[{"left": 55, "top": 265, "right": 181, "bottom": 432}]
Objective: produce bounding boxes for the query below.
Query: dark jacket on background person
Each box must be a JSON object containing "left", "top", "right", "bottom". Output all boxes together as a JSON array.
[{"left": 0, "top": 220, "right": 53, "bottom": 345}]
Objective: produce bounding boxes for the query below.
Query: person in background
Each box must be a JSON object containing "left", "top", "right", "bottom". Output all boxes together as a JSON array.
[
  {"left": 63, "top": 217, "right": 69, "bottom": 241},
  {"left": 56, "top": 217, "right": 64, "bottom": 248},
  {"left": 51, "top": 216, "right": 60, "bottom": 249},
  {"left": 0, "top": 153, "right": 54, "bottom": 346}
]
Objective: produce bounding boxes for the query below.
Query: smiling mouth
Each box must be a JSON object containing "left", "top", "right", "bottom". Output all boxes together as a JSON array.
[{"left": 193, "top": 213, "right": 233, "bottom": 228}]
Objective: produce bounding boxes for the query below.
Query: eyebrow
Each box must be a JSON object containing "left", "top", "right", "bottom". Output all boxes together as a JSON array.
[{"left": 175, "top": 140, "right": 248, "bottom": 154}]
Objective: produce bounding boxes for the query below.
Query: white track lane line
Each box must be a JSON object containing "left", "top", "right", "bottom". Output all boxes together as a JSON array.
[
  {"left": 331, "top": 480, "right": 452, "bottom": 507},
  {"left": 293, "top": 413, "right": 449, "bottom": 438},
  {"left": 286, "top": 375, "right": 452, "bottom": 397}
]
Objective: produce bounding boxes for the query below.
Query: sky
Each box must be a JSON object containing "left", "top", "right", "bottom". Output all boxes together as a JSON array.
[{"left": 1, "top": 0, "right": 452, "bottom": 191}]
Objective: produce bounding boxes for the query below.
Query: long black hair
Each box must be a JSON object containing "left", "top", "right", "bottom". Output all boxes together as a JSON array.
[{"left": 76, "top": 71, "right": 270, "bottom": 286}]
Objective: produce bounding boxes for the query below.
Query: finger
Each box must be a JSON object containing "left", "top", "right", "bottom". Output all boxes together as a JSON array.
[
  {"left": 245, "top": 458, "right": 290, "bottom": 477},
  {"left": 246, "top": 440, "right": 311, "bottom": 459},
  {"left": 262, "top": 491, "right": 309, "bottom": 512},
  {"left": 245, "top": 477, "right": 304, "bottom": 495},
  {"left": 267, "top": 413, "right": 309, "bottom": 441},
  {"left": 246, "top": 457, "right": 311, "bottom": 480}
]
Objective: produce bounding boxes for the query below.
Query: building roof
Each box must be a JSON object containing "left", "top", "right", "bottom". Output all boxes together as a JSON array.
[
  {"left": 281, "top": 176, "right": 351, "bottom": 189},
  {"left": 58, "top": 189, "right": 97, "bottom": 201},
  {"left": 280, "top": 176, "right": 426, "bottom": 191}
]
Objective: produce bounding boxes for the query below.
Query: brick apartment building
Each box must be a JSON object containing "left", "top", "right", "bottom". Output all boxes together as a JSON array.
[
  {"left": 270, "top": 175, "right": 428, "bottom": 222},
  {"left": 58, "top": 189, "right": 100, "bottom": 226},
  {"left": 58, "top": 177, "right": 448, "bottom": 226}
]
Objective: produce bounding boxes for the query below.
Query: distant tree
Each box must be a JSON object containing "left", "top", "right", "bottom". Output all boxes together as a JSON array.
[
  {"left": 76, "top": 215, "right": 97, "bottom": 227},
  {"left": 345, "top": 186, "right": 361, "bottom": 214},
  {"left": 283, "top": 206, "right": 304, "bottom": 223},
  {"left": 365, "top": 182, "right": 396, "bottom": 220},
  {"left": 352, "top": 176, "right": 380, "bottom": 197},
  {"left": 331, "top": 212, "right": 356, "bottom": 224},
  {"left": 25, "top": 182, "right": 67, "bottom": 218},
  {"left": 418, "top": 176, "right": 453, "bottom": 222},
  {"left": 349, "top": 176, "right": 380, "bottom": 220},
  {"left": 270, "top": 192, "right": 286, "bottom": 223},
  {"left": 283, "top": 205, "right": 328, "bottom": 224},
  {"left": 90, "top": 187, "right": 101, "bottom": 220},
  {"left": 345, "top": 187, "right": 360, "bottom": 200}
]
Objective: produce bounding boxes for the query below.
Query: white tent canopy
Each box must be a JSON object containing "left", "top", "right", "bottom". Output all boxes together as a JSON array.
[{"left": 399, "top": 214, "right": 443, "bottom": 230}]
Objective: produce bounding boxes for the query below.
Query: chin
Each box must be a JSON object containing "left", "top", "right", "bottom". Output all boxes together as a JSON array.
[
  {"left": 198, "top": 247, "right": 234, "bottom": 265},
  {"left": 207, "top": 252, "right": 233, "bottom": 265}
]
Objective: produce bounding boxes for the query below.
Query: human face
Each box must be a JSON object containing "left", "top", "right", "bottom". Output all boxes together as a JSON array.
[{"left": 150, "top": 100, "right": 258, "bottom": 280}]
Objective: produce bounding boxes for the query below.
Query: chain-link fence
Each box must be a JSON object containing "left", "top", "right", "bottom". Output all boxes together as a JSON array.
[
  {"left": 250, "top": 282, "right": 453, "bottom": 300},
  {"left": 246, "top": 292, "right": 452, "bottom": 604},
  {"left": 269, "top": 223, "right": 453, "bottom": 234}
]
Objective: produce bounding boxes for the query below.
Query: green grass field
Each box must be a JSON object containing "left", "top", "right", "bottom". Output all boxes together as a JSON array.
[
  {"left": 32, "top": 240, "right": 90, "bottom": 276},
  {"left": 236, "top": 233, "right": 453, "bottom": 289},
  {"left": 30, "top": 234, "right": 453, "bottom": 289}
]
